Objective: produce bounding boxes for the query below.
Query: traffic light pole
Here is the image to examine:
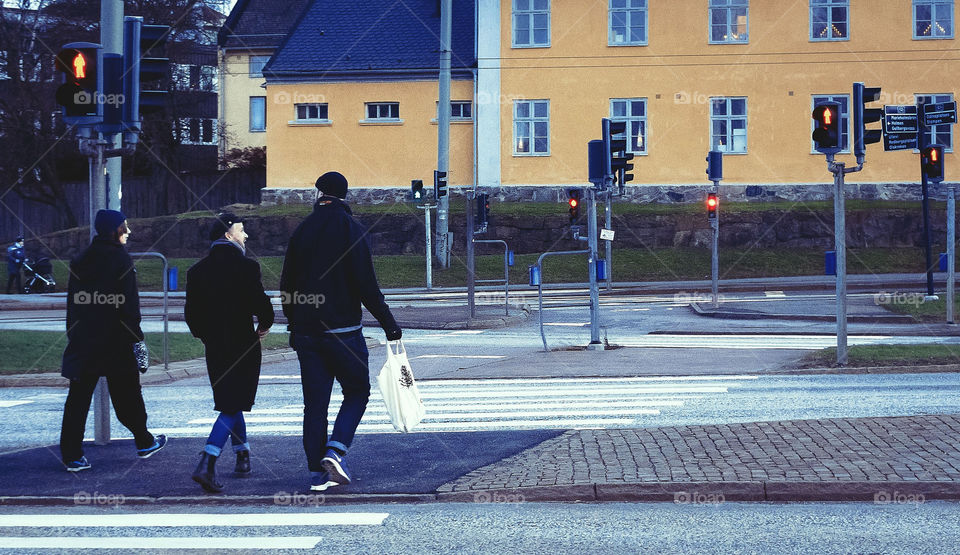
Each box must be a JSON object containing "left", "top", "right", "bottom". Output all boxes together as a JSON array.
[
  {"left": 418, "top": 204, "right": 434, "bottom": 291},
  {"left": 466, "top": 191, "right": 475, "bottom": 317},
  {"left": 827, "top": 155, "right": 850, "bottom": 366},
  {"left": 917, "top": 100, "right": 939, "bottom": 300},
  {"left": 435, "top": 0, "right": 452, "bottom": 269},
  {"left": 587, "top": 188, "right": 603, "bottom": 350},
  {"left": 710, "top": 182, "right": 720, "bottom": 308},
  {"left": 949, "top": 186, "right": 956, "bottom": 324},
  {"left": 604, "top": 190, "right": 613, "bottom": 291}
]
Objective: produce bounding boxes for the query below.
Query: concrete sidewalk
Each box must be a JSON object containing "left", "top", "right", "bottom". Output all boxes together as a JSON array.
[{"left": 2, "top": 415, "right": 958, "bottom": 505}]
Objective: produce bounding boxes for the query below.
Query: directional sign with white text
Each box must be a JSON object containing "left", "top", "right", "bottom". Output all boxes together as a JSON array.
[
  {"left": 922, "top": 101, "right": 957, "bottom": 127},
  {"left": 883, "top": 105, "right": 918, "bottom": 151}
]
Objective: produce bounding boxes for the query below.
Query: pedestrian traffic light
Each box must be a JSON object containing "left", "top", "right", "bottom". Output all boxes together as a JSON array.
[
  {"left": 706, "top": 193, "right": 718, "bottom": 219},
  {"left": 55, "top": 43, "right": 103, "bottom": 125},
  {"left": 921, "top": 145, "right": 945, "bottom": 183},
  {"left": 602, "top": 118, "right": 628, "bottom": 179},
  {"left": 812, "top": 101, "right": 841, "bottom": 154},
  {"left": 434, "top": 170, "right": 448, "bottom": 198},
  {"left": 706, "top": 150, "right": 723, "bottom": 181},
  {"left": 567, "top": 189, "right": 581, "bottom": 224},
  {"left": 612, "top": 151, "right": 635, "bottom": 187},
  {"left": 853, "top": 82, "right": 883, "bottom": 162},
  {"left": 410, "top": 179, "right": 425, "bottom": 204},
  {"left": 123, "top": 16, "right": 170, "bottom": 127},
  {"left": 476, "top": 193, "right": 490, "bottom": 228}
]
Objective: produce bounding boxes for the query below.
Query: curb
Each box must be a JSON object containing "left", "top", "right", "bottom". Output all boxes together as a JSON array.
[
  {"left": 2, "top": 481, "right": 956, "bottom": 506},
  {"left": 689, "top": 302, "right": 917, "bottom": 324}
]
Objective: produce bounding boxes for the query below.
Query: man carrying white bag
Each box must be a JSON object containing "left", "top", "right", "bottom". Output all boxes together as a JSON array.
[{"left": 377, "top": 340, "right": 426, "bottom": 433}]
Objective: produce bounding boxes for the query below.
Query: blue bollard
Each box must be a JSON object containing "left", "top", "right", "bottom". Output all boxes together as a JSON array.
[
  {"left": 940, "top": 253, "right": 949, "bottom": 272},
  {"left": 825, "top": 251, "right": 836, "bottom": 276},
  {"left": 596, "top": 259, "right": 607, "bottom": 281},
  {"left": 529, "top": 265, "right": 541, "bottom": 286},
  {"left": 507, "top": 250, "right": 515, "bottom": 267},
  {"left": 167, "top": 266, "right": 178, "bottom": 291}
]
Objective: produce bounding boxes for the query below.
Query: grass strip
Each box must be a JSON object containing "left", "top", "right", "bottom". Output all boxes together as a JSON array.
[{"left": 796, "top": 344, "right": 960, "bottom": 368}]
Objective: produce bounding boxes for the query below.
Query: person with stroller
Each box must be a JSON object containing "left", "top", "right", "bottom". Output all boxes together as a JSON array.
[
  {"left": 185, "top": 213, "right": 274, "bottom": 493},
  {"left": 6, "top": 235, "right": 23, "bottom": 294},
  {"left": 59, "top": 210, "right": 166, "bottom": 471}
]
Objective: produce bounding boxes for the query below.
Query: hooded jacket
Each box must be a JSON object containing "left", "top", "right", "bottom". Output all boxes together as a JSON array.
[{"left": 280, "top": 196, "right": 398, "bottom": 335}]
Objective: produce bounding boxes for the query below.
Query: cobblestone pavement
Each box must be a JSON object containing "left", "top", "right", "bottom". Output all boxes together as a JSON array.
[{"left": 437, "top": 415, "right": 960, "bottom": 502}]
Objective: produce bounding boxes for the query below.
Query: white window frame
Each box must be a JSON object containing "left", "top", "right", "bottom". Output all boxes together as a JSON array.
[
  {"left": 294, "top": 103, "right": 329, "bottom": 123},
  {"left": 709, "top": 97, "right": 747, "bottom": 154},
  {"left": 513, "top": 99, "right": 550, "bottom": 156},
  {"left": 249, "top": 55, "right": 271, "bottom": 78},
  {"left": 709, "top": 0, "right": 749, "bottom": 44},
  {"left": 512, "top": 0, "right": 550, "bottom": 48},
  {"left": 435, "top": 100, "right": 473, "bottom": 122},
  {"left": 810, "top": 0, "right": 849, "bottom": 41},
  {"left": 249, "top": 96, "right": 266, "bottom": 132},
  {"left": 810, "top": 95, "right": 850, "bottom": 153},
  {"left": 913, "top": 0, "right": 954, "bottom": 39},
  {"left": 916, "top": 93, "right": 954, "bottom": 151},
  {"left": 362, "top": 102, "right": 400, "bottom": 123},
  {"left": 176, "top": 117, "right": 218, "bottom": 146},
  {"left": 610, "top": 98, "right": 648, "bottom": 155},
  {"left": 609, "top": 0, "right": 648, "bottom": 46}
]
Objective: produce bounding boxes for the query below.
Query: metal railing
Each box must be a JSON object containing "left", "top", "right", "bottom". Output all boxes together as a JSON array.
[
  {"left": 530, "top": 249, "right": 589, "bottom": 352},
  {"left": 472, "top": 239, "right": 511, "bottom": 316}
]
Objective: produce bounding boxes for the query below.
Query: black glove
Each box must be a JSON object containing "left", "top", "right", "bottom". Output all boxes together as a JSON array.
[{"left": 385, "top": 328, "right": 402, "bottom": 342}]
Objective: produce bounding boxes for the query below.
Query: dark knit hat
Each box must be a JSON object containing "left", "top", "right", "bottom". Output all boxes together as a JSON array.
[
  {"left": 315, "top": 171, "right": 348, "bottom": 199},
  {"left": 208, "top": 212, "right": 243, "bottom": 241},
  {"left": 94, "top": 210, "right": 127, "bottom": 237}
]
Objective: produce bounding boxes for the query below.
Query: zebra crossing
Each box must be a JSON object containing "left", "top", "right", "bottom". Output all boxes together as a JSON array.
[{"left": 150, "top": 375, "right": 758, "bottom": 437}]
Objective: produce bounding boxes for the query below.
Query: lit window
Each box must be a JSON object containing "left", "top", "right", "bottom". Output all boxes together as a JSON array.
[
  {"left": 610, "top": 98, "right": 647, "bottom": 154},
  {"left": 810, "top": 0, "right": 848, "bottom": 40},
  {"left": 710, "top": 97, "right": 747, "bottom": 153},
  {"left": 914, "top": 0, "right": 954, "bottom": 38},
  {"left": 609, "top": 0, "right": 647, "bottom": 46},
  {"left": 709, "top": 0, "right": 749, "bottom": 43},
  {"left": 513, "top": 99, "right": 549, "bottom": 155}
]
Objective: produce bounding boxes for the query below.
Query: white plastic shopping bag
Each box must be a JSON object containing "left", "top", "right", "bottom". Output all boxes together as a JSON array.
[{"left": 376, "top": 340, "right": 426, "bottom": 433}]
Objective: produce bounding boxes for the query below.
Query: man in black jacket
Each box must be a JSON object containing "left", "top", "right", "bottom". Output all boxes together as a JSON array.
[{"left": 280, "top": 171, "right": 402, "bottom": 492}]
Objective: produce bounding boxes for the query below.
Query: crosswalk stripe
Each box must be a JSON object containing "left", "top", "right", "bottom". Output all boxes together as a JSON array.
[
  {"left": 0, "top": 400, "right": 32, "bottom": 408},
  {"left": 189, "top": 407, "right": 660, "bottom": 425},
  {"left": 0, "top": 513, "right": 388, "bottom": 527},
  {"left": 249, "top": 399, "right": 687, "bottom": 415},
  {"left": 0, "top": 537, "right": 326, "bottom": 550}
]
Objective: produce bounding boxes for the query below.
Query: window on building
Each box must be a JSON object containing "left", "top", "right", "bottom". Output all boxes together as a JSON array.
[
  {"left": 810, "top": 0, "right": 848, "bottom": 40},
  {"left": 513, "top": 99, "right": 549, "bottom": 155},
  {"left": 172, "top": 64, "right": 217, "bottom": 91},
  {"left": 295, "top": 103, "right": 329, "bottom": 121},
  {"left": 249, "top": 55, "right": 271, "bottom": 77},
  {"left": 198, "top": 65, "right": 217, "bottom": 92},
  {"left": 436, "top": 101, "right": 473, "bottom": 120},
  {"left": 710, "top": 97, "right": 747, "bottom": 153},
  {"left": 916, "top": 93, "right": 954, "bottom": 150},
  {"left": 609, "top": 0, "right": 647, "bottom": 45},
  {"left": 810, "top": 95, "right": 850, "bottom": 152},
  {"left": 914, "top": 0, "right": 954, "bottom": 38},
  {"left": 176, "top": 118, "right": 217, "bottom": 145},
  {"left": 709, "top": 0, "right": 749, "bottom": 43},
  {"left": 513, "top": 0, "right": 550, "bottom": 47},
  {"left": 365, "top": 102, "right": 399, "bottom": 120},
  {"left": 610, "top": 98, "right": 647, "bottom": 154},
  {"left": 250, "top": 96, "right": 266, "bottom": 132}
]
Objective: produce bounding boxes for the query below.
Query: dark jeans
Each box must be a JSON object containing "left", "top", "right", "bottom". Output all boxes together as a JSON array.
[
  {"left": 59, "top": 372, "right": 155, "bottom": 463},
  {"left": 292, "top": 330, "right": 370, "bottom": 473},
  {"left": 204, "top": 411, "right": 248, "bottom": 457},
  {"left": 6, "top": 271, "right": 20, "bottom": 294}
]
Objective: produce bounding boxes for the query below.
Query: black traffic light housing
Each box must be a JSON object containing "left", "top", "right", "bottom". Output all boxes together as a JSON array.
[
  {"left": 55, "top": 43, "right": 103, "bottom": 125},
  {"left": 410, "top": 179, "right": 425, "bottom": 204},
  {"left": 921, "top": 145, "right": 945, "bottom": 183},
  {"left": 706, "top": 192, "right": 718, "bottom": 219},
  {"left": 567, "top": 189, "right": 581, "bottom": 224},
  {"left": 853, "top": 82, "right": 883, "bottom": 163},
  {"left": 434, "top": 170, "right": 447, "bottom": 199},
  {"left": 476, "top": 193, "right": 490, "bottom": 229},
  {"left": 706, "top": 150, "right": 723, "bottom": 181},
  {"left": 602, "top": 118, "right": 627, "bottom": 177},
  {"left": 812, "top": 101, "right": 842, "bottom": 154},
  {"left": 123, "top": 16, "right": 170, "bottom": 128}
]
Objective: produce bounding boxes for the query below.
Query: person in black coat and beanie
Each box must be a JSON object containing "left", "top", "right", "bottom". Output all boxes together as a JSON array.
[
  {"left": 59, "top": 210, "right": 166, "bottom": 472},
  {"left": 184, "top": 212, "right": 274, "bottom": 493}
]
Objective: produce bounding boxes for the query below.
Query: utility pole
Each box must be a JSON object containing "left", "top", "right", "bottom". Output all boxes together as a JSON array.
[
  {"left": 436, "top": 0, "right": 452, "bottom": 268},
  {"left": 587, "top": 187, "right": 602, "bottom": 350}
]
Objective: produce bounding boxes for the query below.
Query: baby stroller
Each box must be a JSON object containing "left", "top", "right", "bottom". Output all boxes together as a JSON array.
[{"left": 22, "top": 257, "right": 55, "bottom": 293}]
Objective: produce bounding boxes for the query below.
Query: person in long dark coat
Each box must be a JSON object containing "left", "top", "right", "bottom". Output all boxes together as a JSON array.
[
  {"left": 59, "top": 210, "right": 166, "bottom": 471},
  {"left": 184, "top": 212, "right": 274, "bottom": 493}
]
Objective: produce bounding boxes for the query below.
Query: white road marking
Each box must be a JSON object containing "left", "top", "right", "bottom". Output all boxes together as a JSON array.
[
  {"left": 544, "top": 322, "right": 590, "bottom": 327},
  {"left": 413, "top": 354, "right": 507, "bottom": 359},
  {"left": 765, "top": 291, "right": 787, "bottom": 297},
  {"left": 618, "top": 334, "right": 899, "bottom": 350},
  {"left": 0, "top": 537, "right": 326, "bottom": 550},
  {"left": 0, "top": 400, "right": 32, "bottom": 408},
  {"left": 0, "top": 512, "right": 388, "bottom": 527}
]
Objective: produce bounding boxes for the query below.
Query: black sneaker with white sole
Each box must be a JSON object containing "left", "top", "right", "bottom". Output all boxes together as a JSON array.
[{"left": 137, "top": 434, "right": 167, "bottom": 458}]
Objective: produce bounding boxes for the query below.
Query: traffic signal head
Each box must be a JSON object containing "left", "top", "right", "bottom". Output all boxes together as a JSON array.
[
  {"left": 921, "top": 145, "right": 945, "bottom": 183},
  {"left": 812, "top": 101, "right": 841, "bottom": 154},
  {"left": 410, "top": 179, "right": 424, "bottom": 204},
  {"left": 706, "top": 150, "right": 723, "bottom": 181},
  {"left": 55, "top": 43, "right": 103, "bottom": 125},
  {"left": 434, "top": 170, "right": 448, "bottom": 198},
  {"left": 602, "top": 118, "right": 628, "bottom": 178},
  {"left": 853, "top": 82, "right": 883, "bottom": 162},
  {"left": 567, "top": 189, "right": 581, "bottom": 224},
  {"left": 706, "top": 193, "right": 718, "bottom": 219},
  {"left": 476, "top": 193, "right": 490, "bottom": 227},
  {"left": 123, "top": 17, "right": 170, "bottom": 128}
]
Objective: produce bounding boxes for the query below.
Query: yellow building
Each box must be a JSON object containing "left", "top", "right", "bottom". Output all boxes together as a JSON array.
[{"left": 260, "top": 0, "right": 957, "bottom": 195}]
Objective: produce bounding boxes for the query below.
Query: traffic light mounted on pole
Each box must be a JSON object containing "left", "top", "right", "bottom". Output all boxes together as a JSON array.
[
  {"left": 55, "top": 43, "right": 103, "bottom": 125},
  {"left": 853, "top": 82, "right": 883, "bottom": 164},
  {"left": 812, "top": 101, "right": 842, "bottom": 155},
  {"left": 567, "top": 188, "right": 581, "bottom": 224},
  {"left": 475, "top": 193, "right": 490, "bottom": 233},
  {"left": 434, "top": 170, "right": 448, "bottom": 199},
  {"left": 706, "top": 193, "right": 718, "bottom": 218},
  {"left": 122, "top": 17, "right": 170, "bottom": 134},
  {"left": 602, "top": 118, "right": 630, "bottom": 189},
  {"left": 706, "top": 150, "right": 723, "bottom": 182},
  {"left": 921, "top": 145, "right": 945, "bottom": 183},
  {"left": 410, "top": 179, "right": 425, "bottom": 204}
]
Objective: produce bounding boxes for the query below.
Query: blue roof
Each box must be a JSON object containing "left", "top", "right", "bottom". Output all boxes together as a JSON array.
[{"left": 265, "top": 0, "right": 476, "bottom": 81}]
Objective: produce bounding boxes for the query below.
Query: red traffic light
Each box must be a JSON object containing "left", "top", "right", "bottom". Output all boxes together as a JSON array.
[
  {"left": 568, "top": 198, "right": 578, "bottom": 209},
  {"left": 812, "top": 101, "right": 841, "bottom": 154},
  {"left": 706, "top": 193, "right": 718, "bottom": 218}
]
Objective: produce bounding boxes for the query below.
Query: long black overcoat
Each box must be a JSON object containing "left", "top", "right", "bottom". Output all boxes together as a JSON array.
[{"left": 184, "top": 244, "right": 274, "bottom": 413}]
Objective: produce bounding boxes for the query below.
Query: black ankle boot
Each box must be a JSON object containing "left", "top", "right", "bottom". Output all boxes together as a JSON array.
[
  {"left": 235, "top": 450, "right": 251, "bottom": 474},
  {"left": 191, "top": 452, "right": 223, "bottom": 493}
]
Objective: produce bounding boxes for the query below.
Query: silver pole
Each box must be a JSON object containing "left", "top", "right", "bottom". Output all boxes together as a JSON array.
[
  {"left": 587, "top": 188, "right": 602, "bottom": 349},
  {"left": 830, "top": 157, "right": 848, "bottom": 366},
  {"left": 711, "top": 183, "right": 720, "bottom": 308},
  {"left": 604, "top": 191, "right": 612, "bottom": 291},
  {"left": 436, "top": 0, "right": 452, "bottom": 268},
  {"left": 424, "top": 206, "right": 433, "bottom": 291},
  {"left": 948, "top": 186, "right": 956, "bottom": 324},
  {"left": 467, "top": 193, "right": 475, "bottom": 318}
]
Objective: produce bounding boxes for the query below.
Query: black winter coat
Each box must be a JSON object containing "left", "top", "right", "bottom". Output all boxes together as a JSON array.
[
  {"left": 184, "top": 243, "right": 275, "bottom": 413},
  {"left": 280, "top": 196, "right": 398, "bottom": 335},
  {"left": 61, "top": 237, "right": 143, "bottom": 380}
]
